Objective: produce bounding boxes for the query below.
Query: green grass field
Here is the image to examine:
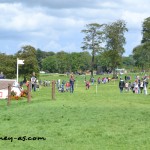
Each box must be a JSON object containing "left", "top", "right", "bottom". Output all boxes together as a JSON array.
[{"left": 0, "top": 74, "right": 150, "bottom": 150}]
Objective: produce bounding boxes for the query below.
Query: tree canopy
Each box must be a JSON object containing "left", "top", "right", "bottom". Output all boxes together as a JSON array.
[
  {"left": 81, "top": 23, "right": 105, "bottom": 77},
  {"left": 104, "top": 20, "right": 128, "bottom": 76},
  {"left": 133, "top": 17, "right": 150, "bottom": 70},
  {"left": 15, "top": 45, "right": 39, "bottom": 79}
]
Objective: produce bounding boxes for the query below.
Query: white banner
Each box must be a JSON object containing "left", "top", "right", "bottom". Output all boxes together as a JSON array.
[{"left": 17, "top": 59, "right": 24, "bottom": 65}]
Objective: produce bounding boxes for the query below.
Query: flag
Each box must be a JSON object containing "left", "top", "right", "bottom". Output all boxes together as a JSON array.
[{"left": 17, "top": 59, "right": 24, "bottom": 65}]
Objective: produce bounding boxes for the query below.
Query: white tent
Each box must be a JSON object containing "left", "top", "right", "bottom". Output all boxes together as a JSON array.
[{"left": 0, "top": 79, "right": 22, "bottom": 99}]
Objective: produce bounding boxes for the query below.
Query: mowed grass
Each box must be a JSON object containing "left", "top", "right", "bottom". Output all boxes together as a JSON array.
[{"left": 0, "top": 74, "right": 150, "bottom": 150}]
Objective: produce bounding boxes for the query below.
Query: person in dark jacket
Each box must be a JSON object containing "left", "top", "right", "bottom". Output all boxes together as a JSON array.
[
  {"left": 70, "top": 75, "right": 75, "bottom": 93},
  {"left": 119, "top": 78, "right": 125, "bottom": 93}
]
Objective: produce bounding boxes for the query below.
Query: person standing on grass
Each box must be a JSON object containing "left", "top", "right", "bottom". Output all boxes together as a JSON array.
[
  {"left": 97, "top": 77, "right": 101, "bottom": 84},
  {"left": 86, "top": 80, "right": 90, "bottom": 90},
  {"left": 134, "top": 80, "right": 139, "bottom": 94},
  {"left": 65, "top": 81, "right": 70, "bottom": 92},
  {"left": 143, "top": 79, "right": 148, "bottom": 95},
  {"left": 31, "top": 72, "right": 37, "bottom": 92},
  {"left": 0, "top": 72, "right": 5, "bottom": 79},
  {"left": 70, "top": 75, "right": 75, "bottom": 93},
  {"left": 125, "top": 82, "right": 129, "bottom": 92},
  {"left": 119, "top": 78, "right": 125, "bottom": 93},
  {"left": 91, "top": 77, "right": 95, "bottom": 85},
  {"left": 140, "top": 80, "right": 144, "bottom": 93}
]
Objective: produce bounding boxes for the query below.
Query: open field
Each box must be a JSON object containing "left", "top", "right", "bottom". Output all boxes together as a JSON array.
[{"left": 0, "top": 74, "right": 150, "bottom": 150}]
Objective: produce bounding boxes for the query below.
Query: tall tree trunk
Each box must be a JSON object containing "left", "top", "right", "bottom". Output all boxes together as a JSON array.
[
  {"left": 112, "top": 68, "right": 116, "bottom": 78},
  {"left": 91, "top": 51, "right": 95, "bottom": 77}
]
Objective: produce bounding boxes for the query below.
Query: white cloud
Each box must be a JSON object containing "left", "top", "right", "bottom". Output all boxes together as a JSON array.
[
  {"left": 121, "top": 11, "right": 148, "bottom": 29},
  {"left": 0, "top": 0, "right": 150, "bottom": 55},
  {"left": 122, "top": 0, "right": 150, "bottom": 9},
  {"left": 0, "top": 3, "right": 53, "bottom": 31},
  {"left": 99, "top": 1, "right": 120, "bottom": 9}
]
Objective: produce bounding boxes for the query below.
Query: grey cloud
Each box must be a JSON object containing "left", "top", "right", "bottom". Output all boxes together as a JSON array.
[
  {"left": 0, "top": 0, "right": 122, "bottom": 9},
  {"left": 0, "top": 0, "right": 100, "bottom": 8},
  {"left": 0, "top": 0, "right": 149, "bottom": 55}
]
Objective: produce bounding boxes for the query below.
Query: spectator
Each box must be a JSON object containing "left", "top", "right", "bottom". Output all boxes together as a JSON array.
[
  {"left": 91, "top": 77, "right": 94, "bottom": 85},
  {"left": 97, "top": 77, "right": 101, "bottom": 84},
  {"left": 119, "top": 78, "right": 125, "bottom": 93},
  {"left": 143, "top": 79, "right": 148, "bottom": 95},
  {"left": 31, "top": 72, "right": 37, "bottom": 92},
  {"left": 65, "top": 82, "right": 70, "bottom": 92},
  {"left": 0, "top": 72, "right": 5, "bottom": 79},
  {"left": 70, "top": 75, "right": 75, "bottom": 93},
  {"left": 140, "top": 80, "right": 144, "bottom": 93},
  {"left": 86, "top": 80, "right": 90, "bottom": 90},
  {"left": 134, "top": 80, "right": 139, "bottom": 94},
  {"left": 125, "top": 82, "right": 129, "bottom": 92}
]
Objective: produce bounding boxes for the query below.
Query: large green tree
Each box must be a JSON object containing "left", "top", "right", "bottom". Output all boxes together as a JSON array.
[
  {"left": 122, "top": 55, "right": 135, "bottom": 69},
  {"left": 0, "top": 53, "right": 16, "bottom": 78},
  {"left": 69, "top": 52, "right": 91, "bottom": 73},
  {"left": 104, "top": 20, "right": 128, "bottom": 77},
  {"left": 69, "top": 52, "right": 81, "bottom": 73},
  {"left": 133, "top": 43, "right": 150, "bottom": 70},
  {"left": 81, "top": 23, "right": 105, "bottom": 77},
  {"left": 133, "top": 45, "right": 144, "bottom": 69},
  {"left": 96, "top": 51, "right": 112, "bottom": 73},
  {"left": 141, "top": 17, "right": 150, "bottom": 69},
  {"left": 36, "top": 49, "right": 55, "bottom": 70},
  {"left": 56, "top": 51, "right": 71, "bottom": 73},
  {"left": 15, "top": 45, "right": 39, "bottom": 79},
  {"left": 79, "top": 51, "right": 91, "bottom": 72},
  {"left": 42, "top": 55, "right": 58, "bottom": 73},
  {"left": 133, "top": 17, "right": 150, "bottom": 70},
  {"left": 141, "top": 17, "right": 150, "bottom": 43}
]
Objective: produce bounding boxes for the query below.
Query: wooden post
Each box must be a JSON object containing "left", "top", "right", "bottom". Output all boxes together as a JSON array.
[
  {"left": 7, "top": 84, "right": 11, "bottom": 106},
  {"left": 52, "top": 80, "right": 55, "bottom": 100},
  {"left": 27, "top": 81, "right": 31, "bottom": 103}
]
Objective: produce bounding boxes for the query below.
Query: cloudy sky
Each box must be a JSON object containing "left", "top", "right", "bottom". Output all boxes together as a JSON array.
[{"left": 0, "top": 0, "right": 149, "bottom": 56}]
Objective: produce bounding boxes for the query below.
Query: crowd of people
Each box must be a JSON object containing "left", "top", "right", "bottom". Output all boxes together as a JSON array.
[
  {"left": 119, "top": 75, "right": 149, "bottom": 95},
  {"left": 56, "top": 74, "right": 75, "bottom": 93},
  {"left": 28, "top": 74, "right": 148, "bottom": 95},
  {"left": 84, "top": 76, "right": 111, "bottom": 90},
  {"left": 1, "top": 70, "right": 149, "bottom": 96}
]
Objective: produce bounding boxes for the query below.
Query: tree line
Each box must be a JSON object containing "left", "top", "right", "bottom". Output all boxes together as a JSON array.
[
  {"left": 0, "top": 17, "right": 149, "bottom": 79},
  {"left": 133, "top": 17, "right": 150, "bottom": 70}
]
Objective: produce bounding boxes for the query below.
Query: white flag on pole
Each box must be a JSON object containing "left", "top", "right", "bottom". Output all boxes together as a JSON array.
[{"left": 17, "top": 59, "right": 24, "bottom": 65}]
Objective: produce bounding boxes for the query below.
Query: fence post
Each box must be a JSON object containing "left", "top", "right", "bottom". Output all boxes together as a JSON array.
[
  {"left": 7, "top": 84, "right": 11, "bottom": 106},
  {"left": 96, "top": 84, "right": 97, "bottom": 94},
  {"left": 27, "top": 81, "right": 31, "bottom": 103},
  {"left": 52, "top": 80, "right": 55, "bottom": 100}
]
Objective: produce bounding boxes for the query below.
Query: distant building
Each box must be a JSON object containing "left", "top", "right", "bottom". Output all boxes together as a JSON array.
[
  {"left": 40, "top": 71, "right": 46, "bottom": 74},
  {"left": 115, "top": 68, "right": 127, "bottom": 75}
]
